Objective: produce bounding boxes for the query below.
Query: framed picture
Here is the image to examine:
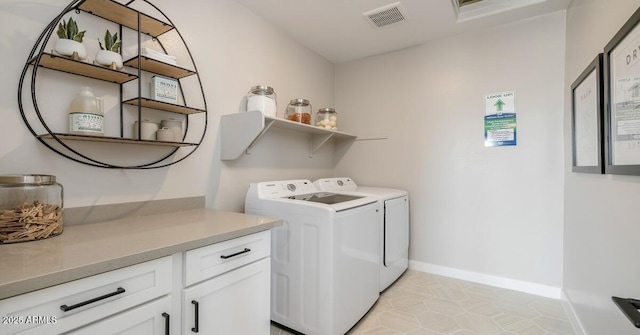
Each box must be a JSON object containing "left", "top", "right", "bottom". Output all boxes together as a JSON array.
[
  {"left": 572, "top": 54, "right": 604, "bottom": 173},
  {"left": 604, "top": 6, "right": 640, "bottom": 175}
]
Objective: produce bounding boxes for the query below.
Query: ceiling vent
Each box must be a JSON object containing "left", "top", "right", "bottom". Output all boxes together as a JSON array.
[
  {"left": 452, "top": 0, "right": 545, "bottom": 22},
  {"left": 363, "top": 2, "right": 406, "bottom": 28}
]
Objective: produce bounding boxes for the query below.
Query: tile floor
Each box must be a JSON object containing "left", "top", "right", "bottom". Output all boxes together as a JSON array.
[{"left": 270, "top": 270, "right": 575, "bottom": 335}]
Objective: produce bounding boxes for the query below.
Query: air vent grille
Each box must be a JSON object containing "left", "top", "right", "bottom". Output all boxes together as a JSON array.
[{"left": 363, "top": 2, "right": 406, "bottom": 28}]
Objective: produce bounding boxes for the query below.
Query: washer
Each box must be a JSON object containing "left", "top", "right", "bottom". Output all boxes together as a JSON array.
[
  {"left": 245, "top": 179, "right": 380, "bottom": 335},
  {"left": 314, "top": 177, "right": 409, "bottom": 292}
]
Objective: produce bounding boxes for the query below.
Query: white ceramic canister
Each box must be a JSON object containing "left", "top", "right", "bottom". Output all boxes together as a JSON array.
[
  {"left": 156, "top": 127, "right": 174, "bottom": 142},
  {"left": 245, "top": 85, "right": 277, "bottom": 117},
  {"left": 160, "top": 118, "right": 182, "bottom": 142},
  {"left": 133, "top": 120, "right": 158, "bottom": 140}
]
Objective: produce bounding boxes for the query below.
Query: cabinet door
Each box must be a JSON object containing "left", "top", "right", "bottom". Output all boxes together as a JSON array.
[
  {"left": 384, "top": 195, "right": 409, "bottom": 265},
  {"left": 68, "top": 296, "right": 172, "bottom": 335},
  {"left": 182, "top": 258, "right": 270, "bottom": 335}
]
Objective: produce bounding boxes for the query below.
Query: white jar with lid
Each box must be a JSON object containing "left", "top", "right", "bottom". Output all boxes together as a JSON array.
[
  {"left": 160, "top": 118, "right": 182, "bottom": 142},
  {"left": 0, "top": 174, "right": 63, "bottom": 243},
  {"left": 156, "top": 127, "right": 174, "bottom": 141},
  {"left": 316, "top": 108, "right": 338, "bottom": 130},
  {"left": 133, "top": 120, "right": 158, "bottom": 140},
  {"left": 244, "top": 85, "right": 277, "bottom": 117}
]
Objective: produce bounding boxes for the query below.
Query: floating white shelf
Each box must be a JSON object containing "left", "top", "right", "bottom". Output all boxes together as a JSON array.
[{"left": 220, "top": 110, "right": 357, "bottom": 160}]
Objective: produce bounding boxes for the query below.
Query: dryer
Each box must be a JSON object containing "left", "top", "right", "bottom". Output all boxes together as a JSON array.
[
  {"left": 314, "top": 177, "right": 409, "bottom": 292},
  {"left": 245, "top": 180, "right": 380, "bottom": 335}
]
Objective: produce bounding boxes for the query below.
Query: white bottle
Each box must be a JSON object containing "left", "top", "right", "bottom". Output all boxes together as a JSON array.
[{"left": 68, "top": 87, "right": 104, "bottom": 136}]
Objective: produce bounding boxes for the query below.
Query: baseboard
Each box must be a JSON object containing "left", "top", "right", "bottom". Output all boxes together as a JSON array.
[
  {"left": 561, "top": 289, "right": 587, "bottom": 335},
  {"left": 409, "top": 260, "right": 561, "bottom": 299}
]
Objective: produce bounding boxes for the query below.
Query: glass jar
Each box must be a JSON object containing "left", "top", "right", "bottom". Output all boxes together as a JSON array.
[
  {"left": 0, "top": 175, "right": 64, "bottom": 243},
  {"left": 245, "top": 85, "right": 277, "bottom": 117},
  {"left": 316, "top": 108, "right": 338, "bottom": 130},
  {"left": 285, "top": 98, "right": 312, "bottom": 124}
]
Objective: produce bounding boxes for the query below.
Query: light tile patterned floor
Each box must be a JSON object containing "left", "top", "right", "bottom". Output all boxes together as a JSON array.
[{"left": 270, "top": 270, "right": 575, "bottom": 335}]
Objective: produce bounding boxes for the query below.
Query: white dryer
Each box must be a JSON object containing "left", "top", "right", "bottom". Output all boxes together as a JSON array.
[
  {"left": 314, "top": 177, "right": 409, "bottom": 292},
  {"left": 245, "top": 180, "right": 380, "bottom": 335}
]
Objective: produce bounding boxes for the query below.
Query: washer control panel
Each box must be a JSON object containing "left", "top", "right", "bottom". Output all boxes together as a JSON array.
[
  {"left": 256, "top": 180, "right": 317, "bottom": 198},
  {"left": 313, "top": 177, "right": 358, "bottom": 192}
]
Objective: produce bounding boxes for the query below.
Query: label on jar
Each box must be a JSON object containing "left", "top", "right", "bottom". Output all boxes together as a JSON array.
[
  {"left": 248, "top": 95, "right": 276, "bottom": 117},
  {"left": 69, "top": 113, "right": 104, "bottom": 134}
]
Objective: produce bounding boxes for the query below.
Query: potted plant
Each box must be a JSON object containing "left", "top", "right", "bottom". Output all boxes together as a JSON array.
[
  {"left": 95, "top": 29, "right": 123, "bottom": 70},
  {"left": 54, "top": 17, "right": 87, "bottom": 60}
]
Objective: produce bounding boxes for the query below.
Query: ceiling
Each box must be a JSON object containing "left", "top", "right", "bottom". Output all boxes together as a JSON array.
[{"left": 232, "top": 0, "right": 571, "bottom": 63}]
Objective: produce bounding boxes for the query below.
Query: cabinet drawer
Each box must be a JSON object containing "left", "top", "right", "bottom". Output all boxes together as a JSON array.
[
  {"left": 184, "top": 230, "right": 270, "bottom": 286},
  {"left": 0, "top": 256, "right": 172, "bottom": 335},
  {"left": 68, "top": 296, "right": 172, "bottom": 335}
]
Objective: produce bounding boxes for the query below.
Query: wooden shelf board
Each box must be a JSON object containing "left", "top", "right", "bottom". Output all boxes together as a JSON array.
[
  {"left": 31, "top": 53, "right": 137, "bottom": 84},
  {"left": 123, "top": 97, "right": 205, "bottom": 115},
  {"left": 78, "top": 0, "right": 174, "bottom": 37},
  {"left": 124, "top": 56, "right": 195, "bottom": 79},
  {"left": 39, "top": 133, "right": 197, "bottom": 147}
]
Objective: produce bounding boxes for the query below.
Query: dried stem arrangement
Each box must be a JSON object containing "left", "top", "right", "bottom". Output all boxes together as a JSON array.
[{"left": 0, "top": 201, "right": 63, "bottom": 243}]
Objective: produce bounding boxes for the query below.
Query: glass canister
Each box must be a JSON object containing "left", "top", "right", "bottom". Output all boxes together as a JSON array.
[
  {"left": 245, "top": 85, "right": 277, "bottom": 117},
  {"left": 316, "top": 108, "right": 338, "bottom": 130},
  {"left": 0, "top": 175, "right": 64, "bottom": 243},
  {"left": 285, "top": 98, "right": 312, "bottom": 124}
]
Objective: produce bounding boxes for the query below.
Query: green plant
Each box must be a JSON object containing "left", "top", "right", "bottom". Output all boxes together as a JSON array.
[
  {"left": 98, "top": 29, "right": 121, "bottom": 53},
  {"left": 56, "top": 17, "right": 85, "bottom": 42}
]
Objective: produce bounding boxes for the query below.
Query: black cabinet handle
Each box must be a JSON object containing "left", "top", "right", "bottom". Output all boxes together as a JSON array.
[
  {"left": 613, "top": 296, "right": 640, "bottom": 328},
  {"left": 162, "top": 313, "right": 170, "bottom": 335},
  {"left": 60, "top": 287, "right": 125, "bottom": 312},
  {"left": 191, "top": 300, "right": 199, "bottom": 333},
  {"left": 220, "top": 248, "right": 251, "bottom": 259}
]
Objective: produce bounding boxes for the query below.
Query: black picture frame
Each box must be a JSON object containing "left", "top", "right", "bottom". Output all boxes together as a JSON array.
[
  {"left": 604, "top": 6, "right": 640, "bottom": 175},
  {"left": 571, "top": 54, "right": 604, "bottom": 174}
]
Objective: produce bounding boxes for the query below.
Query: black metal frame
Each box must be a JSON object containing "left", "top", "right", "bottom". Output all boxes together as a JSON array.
[
  {"left": 18, "top": 0, "right": 208, "bottom": 169},
  {"left": 603, "top": 5, "right": 640, "bottom": 175},
  {"left": 571, "top": 53, "right": 604, "bottom": 174}
]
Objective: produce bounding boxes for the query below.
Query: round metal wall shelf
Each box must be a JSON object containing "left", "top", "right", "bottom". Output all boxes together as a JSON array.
[{"left": 18, "top": 0, "right": 208, "bottom": 169}]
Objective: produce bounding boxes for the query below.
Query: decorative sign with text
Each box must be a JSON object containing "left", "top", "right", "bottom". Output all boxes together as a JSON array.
[{"left": 484, "top": 91, "right": 516, "bottom": 147}]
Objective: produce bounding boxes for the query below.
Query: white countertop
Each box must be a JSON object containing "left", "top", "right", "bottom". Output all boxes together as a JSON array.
[{"left": 0, "top": 209, "right": 281, "bottom": 299}]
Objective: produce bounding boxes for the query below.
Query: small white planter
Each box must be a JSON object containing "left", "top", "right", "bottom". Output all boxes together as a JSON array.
[
  {"left": 95, "top": 50, "right": 123, "bottom": 70},
  {"left": 54, "top": 39, "right": 87, "bottom": 60}
]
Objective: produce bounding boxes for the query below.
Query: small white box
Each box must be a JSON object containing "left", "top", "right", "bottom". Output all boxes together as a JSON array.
[{"left": 150, "top": 75, "right": 178, "bottom": 104}]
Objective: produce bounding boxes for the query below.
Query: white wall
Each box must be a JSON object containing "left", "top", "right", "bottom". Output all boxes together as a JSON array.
[
  {"left": 335, "top": 12, "right": 566, "bottom": 291},
  {"left": 563, "top": 1, "right": 640, "bottom": 334},
  {"left": 0, "top": 0, "right": 335, "bottom": 212}
]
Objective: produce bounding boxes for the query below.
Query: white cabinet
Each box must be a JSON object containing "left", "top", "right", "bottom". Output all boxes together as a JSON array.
[
  {"left": 0, "top": 230, "right": 272, "bottom": 335},
  {"left": 68, "top": 296, "right": 172, "bottom": 335},
  {"left": 182, "top": 258, "right": 270, "bottom": 334},
  {"left": 182, "top": 230, "right": 271, "bottom": 335}
]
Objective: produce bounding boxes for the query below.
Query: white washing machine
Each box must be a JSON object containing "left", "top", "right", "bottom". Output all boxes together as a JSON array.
[
  {"left": 245, "top": 180, "right": 380, "bottom": 335},
  {"left": 314, "top": 177, "right": 409, "bottom": 292}
]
